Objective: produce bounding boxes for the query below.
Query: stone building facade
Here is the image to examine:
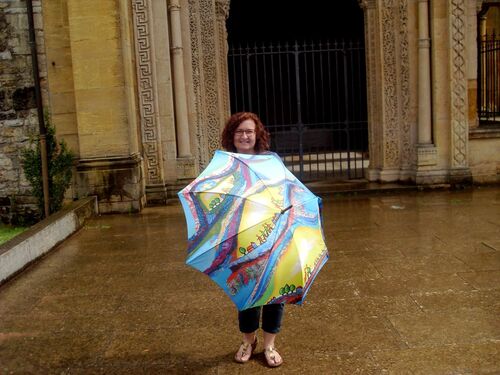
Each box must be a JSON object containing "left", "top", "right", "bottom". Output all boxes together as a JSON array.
[
  {"left": 0, "top": 0, "right": 499, "bottom": 219},
  {"left": 0, "top": 0, "right": 45, "bottom": 223}
]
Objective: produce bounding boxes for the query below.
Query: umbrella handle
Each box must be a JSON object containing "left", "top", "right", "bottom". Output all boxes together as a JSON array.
[{"left": 280, "top": 205, "right": 292, "bottom": 214}]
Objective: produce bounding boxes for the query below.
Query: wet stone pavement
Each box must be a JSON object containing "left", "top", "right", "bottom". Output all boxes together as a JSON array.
[{"left": 1, "top": 187, "right": 499, "bottom": 374}]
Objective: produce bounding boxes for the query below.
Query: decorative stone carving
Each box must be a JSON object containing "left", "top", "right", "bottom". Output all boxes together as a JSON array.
[
  {"left": 131, "top": 0, "right": 164, "bottom": 185},
  {"left": 382, "top": 0, "right": 400, "bottom": 168},
  {"left": 188, "top": 0, "right": 223, "bottom": 170},
  {"left": 398, "top": 0, "right": 412, "bottom": 169},
  {"left": 215, "top": 0, "right": 231, "bottom": 122},
  {"left": 449, "top": 0, "right": 468, "bottom": 168},
  {"left": 200, "top": 0, "right": 222, "bottom": 159},
  {"left": 188, "top": 0, "right": 208, "bottom": 170},
  {"left": 362, "top": 0, "right": 413, "bottom": 181},
  {"left": 215, "top": 0, "right": 230, "bottom": 18}
]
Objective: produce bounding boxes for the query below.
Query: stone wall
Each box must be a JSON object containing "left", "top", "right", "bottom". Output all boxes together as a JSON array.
[{"left": 0, "top": 0, "right": 45, "bottom": 224}]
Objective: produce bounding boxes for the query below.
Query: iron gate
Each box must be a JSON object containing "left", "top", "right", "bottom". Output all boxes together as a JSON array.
[
  {"left": 228, "top": 40, "right": 369, "bottom": 181},
  {"left": 478, "top": 32, "right": 500, "bottom": 123}
]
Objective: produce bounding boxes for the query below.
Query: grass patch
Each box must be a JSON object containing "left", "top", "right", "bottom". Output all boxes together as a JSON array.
[{"left": 0, "top": 226, "right": 27, "bottom": 246}]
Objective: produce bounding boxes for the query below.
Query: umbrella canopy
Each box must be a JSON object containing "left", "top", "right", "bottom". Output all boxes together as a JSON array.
[{"left": 178, "top": 150, "right": 329, "bottom": 311}]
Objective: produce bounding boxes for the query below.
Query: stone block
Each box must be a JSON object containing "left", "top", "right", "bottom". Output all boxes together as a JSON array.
[
  {"left": 49, "top": 66, "right": 75, "bottom": 92},
  {"left": 50, "top": 91, "right": 76, "bottom": 114},
  {"left": 46, "top": 47, "right": 72, "bottom": 68},
  {"left": 74, "top": 155, "right": 145, "bottom": 213},
  {"left": 72, "top": 58, "right": 101, "bottom": 89},
  {"left": 52, "top": 112, "right": 77, "bottom": 134}
]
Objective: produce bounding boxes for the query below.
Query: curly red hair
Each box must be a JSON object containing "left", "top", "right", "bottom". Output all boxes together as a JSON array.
[{"left": 221, "top": 112, "right": 270, "bottom": 153}]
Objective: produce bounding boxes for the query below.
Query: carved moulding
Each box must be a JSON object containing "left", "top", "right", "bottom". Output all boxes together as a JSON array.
[
  {"left": 381, "top": 0, "right": 401, "bottom": 176},
  {"left": 398, "top": 0, "right": 412, "bottom": 175},
  {"left": 188, "top": 0, "right": 225, "bottom": 171},
  {"left": 188, "top": 0, "right": 208, "bottom": 170},
  {"left": 215, "top": 0, "right": 231, "bottom": 122},
  {"left": 449, "top": 0, "right": 470, "bottom": 171},
  {"left": 361, "top": 0, "right": 383, "bottom": 181},
  {"left": 131, "top": 0, "right": 165, "bottom": 186}
]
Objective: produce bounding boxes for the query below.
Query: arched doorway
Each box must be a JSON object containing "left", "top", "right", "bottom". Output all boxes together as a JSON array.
[{"left": 226, "top": 0, "right": 368, "bottom": 181}]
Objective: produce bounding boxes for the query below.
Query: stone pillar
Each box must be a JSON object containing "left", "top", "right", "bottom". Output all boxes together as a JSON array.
[
  {"left": 187, "top": 0, "right": 230, "bottom": 171},
  {"left": 361, "top": 0, "right": 403, "bottom": 182},
  {"left": 67, "top": 0, "right": 145, "bottom": 213},
  {"left": 169, "top": 0, "right": 192, "bottom": 158},
  {"left": 359, "top": 0, "right": 384, "bottom": 181},
  {"left": 415, "top": 0, "right": 437, "bottom": 171},
  {"left": 417, "top": 0, "right": 432, "bottom": 145}
]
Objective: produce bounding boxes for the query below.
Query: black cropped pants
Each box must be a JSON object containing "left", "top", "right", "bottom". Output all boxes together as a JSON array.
[{"left": 238, "top": 304, "right": 284, "bottom": 334}]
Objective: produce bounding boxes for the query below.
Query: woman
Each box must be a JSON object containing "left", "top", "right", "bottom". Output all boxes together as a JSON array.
[{"left": 221, "top": 112, "right": 284, "bottom": 367}]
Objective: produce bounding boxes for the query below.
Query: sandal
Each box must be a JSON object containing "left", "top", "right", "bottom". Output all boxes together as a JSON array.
[
  {"left": 264, "top": 346, "right": 283, "bottom": 367},
  {"left": 234, "top": 337, "right": 257, "bottom": 363}
]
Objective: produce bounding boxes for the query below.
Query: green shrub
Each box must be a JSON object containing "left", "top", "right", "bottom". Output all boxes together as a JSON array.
[{"left": 21, "top": 119, "right": 74, "bottom": 218}]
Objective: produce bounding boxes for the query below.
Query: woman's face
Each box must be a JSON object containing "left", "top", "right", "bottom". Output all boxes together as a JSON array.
[{"left": 233, "top": 119, "right": 257, "bottom": 154}]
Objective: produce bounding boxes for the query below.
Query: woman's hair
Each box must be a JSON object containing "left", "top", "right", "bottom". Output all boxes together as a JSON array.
[{"left": 221, "top": 112, "right": 270, "bottom": 153}]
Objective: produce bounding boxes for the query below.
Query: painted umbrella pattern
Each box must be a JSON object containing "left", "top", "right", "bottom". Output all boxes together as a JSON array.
[{"left": 178, "top": 150, "right": 329, "bottom": 311}]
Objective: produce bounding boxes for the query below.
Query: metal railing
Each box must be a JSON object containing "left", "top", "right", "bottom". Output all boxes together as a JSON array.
[
  {"left": 228, "top": 40, "right": 368, "bottom": 181},
  {"left": 478, "top": 32, "right": 500, "bottom": 124}
]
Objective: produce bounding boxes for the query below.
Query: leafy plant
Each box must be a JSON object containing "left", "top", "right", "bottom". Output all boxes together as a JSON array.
[{"left": 21, "top": 117, "right": 74, "bottom": 218}]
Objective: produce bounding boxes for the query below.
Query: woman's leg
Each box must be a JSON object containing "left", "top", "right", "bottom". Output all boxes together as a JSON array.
[
  {"left": 235, "top": 306, "right": 261, "bottom": 362},
  {"left": 262, "top": 304, "right": 284, "bottom": 366},
  {"left": 238, "top": 306, "right": 261, "bottom": 336},
  {"left": 261, "top": 303, "right": 284, "bottom": 337}
]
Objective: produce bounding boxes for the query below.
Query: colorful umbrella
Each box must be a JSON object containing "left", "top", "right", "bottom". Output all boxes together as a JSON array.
[{"left": 178, "top": 151, "right": 329, "bottom": 311}]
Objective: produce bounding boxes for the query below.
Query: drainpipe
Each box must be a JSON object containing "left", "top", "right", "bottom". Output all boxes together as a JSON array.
[{"left": 26, "top": 0, "right": 50, "bottom": 218}]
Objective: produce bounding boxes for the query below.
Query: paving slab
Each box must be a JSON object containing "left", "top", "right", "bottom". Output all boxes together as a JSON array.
[{"left": 0, "top": 187, "right": 499, "bottom": 374}]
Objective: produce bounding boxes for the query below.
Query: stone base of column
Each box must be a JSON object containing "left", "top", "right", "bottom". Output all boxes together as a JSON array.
[
  {"left": 415, "top": 169, "right": 449, "bottom": 185},
  {"left": 145, "top": 184, "right": 169, "bottom": 205},
  {"left": 75, "top": 153, "right": 146, "bottom": 214},
  {"left": 367, "top": 168, "right": 401, "bottom": 182},
  {"left": 416, "top": 144, "right": 437, "bottom": 167},
  {"left": 366, "top": 168, "right": 381, "bottom": 182},
  {"left": 145, "top": 179, "right": 192, "bottom": 205},
  {"left": 176, "top": 157, "right": 197, "bottom": 179},
  {"left": 449, "top": 167, "right": 473, "bottom": 186},
  {"left": 413, "top": 144, "right": 442, "bottom": 184}
]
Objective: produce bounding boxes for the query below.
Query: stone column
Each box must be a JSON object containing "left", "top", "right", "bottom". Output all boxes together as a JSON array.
[
  {"left": 169, "top": 0, "right": 192, "bottom": 158},
  {"left": 415, "top": 0, "right": 437, "bottom": 175},
  {"left": 417, "top": 0, "right": 432, "bottom": 145}
]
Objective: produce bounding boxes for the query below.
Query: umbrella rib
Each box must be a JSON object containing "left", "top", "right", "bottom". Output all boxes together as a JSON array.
[{"left": 229, "top": 153, "right": 285, "bottom": 204}]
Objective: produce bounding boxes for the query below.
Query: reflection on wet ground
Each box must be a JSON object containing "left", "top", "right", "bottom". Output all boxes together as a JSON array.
[{"left": 1, "top": 187, "right": 499, "bottom": 374}]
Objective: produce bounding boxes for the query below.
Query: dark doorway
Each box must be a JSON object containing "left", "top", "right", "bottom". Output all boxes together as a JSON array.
[{"left": 227, "top": 0, "right": 368, "bottom": 182}]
